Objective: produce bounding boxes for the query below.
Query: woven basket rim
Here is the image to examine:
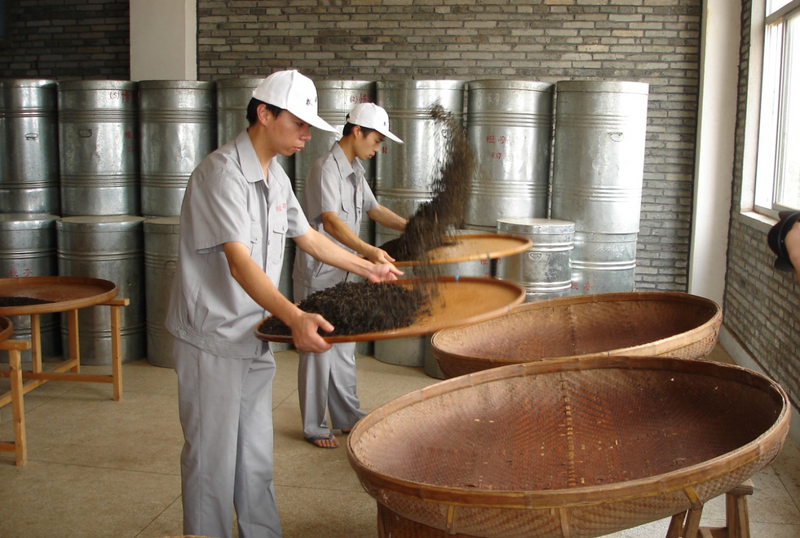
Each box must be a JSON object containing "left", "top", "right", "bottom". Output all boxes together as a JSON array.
[
  {"left": 430, "top": 291, "right": 723, "bottom": 366},
  {"left": 347, "top": 355, "right": 789, "bottom": 510}
]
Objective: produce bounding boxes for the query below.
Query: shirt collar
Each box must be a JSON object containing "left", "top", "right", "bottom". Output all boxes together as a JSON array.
[
  {"left": 330, "top": 141, "right": 364, "bottom": 182},
  {"left": 235, "top": 128, "right": 288, "bottom": 190}
]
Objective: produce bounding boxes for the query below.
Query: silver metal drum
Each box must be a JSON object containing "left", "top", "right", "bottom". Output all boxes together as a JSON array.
[
  {"left": 0, "top": 79, "right": 60, "bottom": 214},
  {"left": 0, "top": 213, "right": 60, "bottom": 362},
  {"left": 57, "top": 216, "right": 147, "bottom": 365},
  {"left": 139, "top": 80, "right": 217, "bottom": 218},
  {"left": 58, "top": 80, "right": 140, "bottom": 216},
  {"left": 374, "top": 80, "right": 466, "bottom": 247},
  {"left": 143, "top": 217, "right": 179, "bottom": 367},
  {"left": 551, "top": 81, "right": 649, "bottom": 234},
  {"left": 294, "top": 80, "right": 375, "bottom": 203},
  {"left": 466, "top": 80, "right": 553, "bottom": 231},
  {"left": 215, "top": 77, "right": 293, "bottom": 178},
  {"left": 570, "top": 231, "right": 637, "bottom": 295},
  {"left": 496, "top": 218, "right": 574, "bottom": 302}
]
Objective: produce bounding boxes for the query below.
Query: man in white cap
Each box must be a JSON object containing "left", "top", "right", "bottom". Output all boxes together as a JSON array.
[
  {"left": 292, "top": 102, "right": 407, "bottom": 449},
  {"left": 166, "top": 71, "right": 402, "bottom": 538}
]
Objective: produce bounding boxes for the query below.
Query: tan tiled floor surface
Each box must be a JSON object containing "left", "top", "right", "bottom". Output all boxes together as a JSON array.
[{"left": 1, "top": 344, "right": 799, "bottom": 537}]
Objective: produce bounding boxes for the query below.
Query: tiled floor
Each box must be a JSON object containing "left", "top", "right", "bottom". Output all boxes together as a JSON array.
[{"left": 1, "top": 344, "right": 799, "bottom": 538}]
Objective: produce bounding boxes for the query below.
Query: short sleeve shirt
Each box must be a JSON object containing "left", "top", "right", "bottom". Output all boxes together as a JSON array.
[
  {"left": 166, "top": 129, "right": 310, "bottom": 358},
  {"left": 292, "top": 142, "right": 378, "bottom": 288}
]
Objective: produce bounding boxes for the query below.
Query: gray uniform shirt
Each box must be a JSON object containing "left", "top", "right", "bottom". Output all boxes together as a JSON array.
[
  {"left": 166, "top": 129, "right": 309, "bottom": 358},
  {"left": 292, "top": 142, "right": 377, "bottom": 288}
]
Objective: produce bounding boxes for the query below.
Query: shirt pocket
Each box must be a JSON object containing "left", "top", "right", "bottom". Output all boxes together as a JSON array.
[
  {"left": 267, "top": 212, "right": 288, "bottom": 268},
  {"left": 340, "top": 197, "right": 358, "bottom": 229},
  {"left": 249, "top": 221, "right": 263, "bottom": 258}
]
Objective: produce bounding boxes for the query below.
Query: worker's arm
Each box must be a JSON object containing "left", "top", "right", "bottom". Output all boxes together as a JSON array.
[
  {"left": 223, "top": 241, "right": 333, "bottom": 353},
  {"left": 367, "top": 204, "right": 408, "bottom": 232},
  {"left": 293, "top": 226, "right": 403, "bottom": 280},
  {"left": 320, "top": 211, "right": 396, "bottom": 264}
]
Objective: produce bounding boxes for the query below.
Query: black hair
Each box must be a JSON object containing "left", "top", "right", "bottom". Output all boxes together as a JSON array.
[
  {"left": 342, "top": 122, "right": 378, "bottom": 138},
  {"left": 246, "top": 98, "right": 284, "bottom": 125}
]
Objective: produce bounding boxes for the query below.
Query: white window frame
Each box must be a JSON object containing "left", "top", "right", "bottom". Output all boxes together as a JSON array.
[{"left": 754, "top": 0, "right": 800, "bottom": 218}]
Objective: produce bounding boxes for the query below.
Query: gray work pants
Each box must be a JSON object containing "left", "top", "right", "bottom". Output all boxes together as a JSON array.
[
  {"left": 174, "top": 338, "right": 282, "bottom": 538},
  {"left": 294, "top": 279, "right": 367, "bottom": 439}
]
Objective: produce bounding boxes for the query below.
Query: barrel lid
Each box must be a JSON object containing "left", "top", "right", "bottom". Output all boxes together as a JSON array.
[
  {"left": 57, "top": 215, "right": 146, "bottom": 232},
  {"left": 497, "top": 217, "right": 575, "bottom": 235},
  {"left": 0, "top": 78, "right": 58, "bottom": 89},
  {"left": 467, "top": 80, "right": 554, "bottom": 93},
  {"left": 57, "top": 80, "right": 139, "bottom": 92},
  {"left": 144, "top": 216, "right": 181, "bottom": 232},
  {"left": 376, "top": 80, "right": 466, "bottom": 91},
  {"left": 214, "top": 77, "right": 265, "bottom": 90},
  {"left": 138, "top": 80, "right": 215, "bottom": 91},
  {"left": 314, "top": 80, "right": 375, "bottom": 91},
  {"left": 555, "top": 80, "right": 649, "bottom": 95},
  {"left": 0, "top": 213, "right": 60, "bottom": 230}
]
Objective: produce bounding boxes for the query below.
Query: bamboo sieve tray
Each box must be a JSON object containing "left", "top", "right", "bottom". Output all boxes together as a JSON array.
[
  {"left": 392, "top": 233, "right": 532, "bottom": 266},
  {"left": 254, "top": 276, "right": 526, "bottom": 344},
  {"left": 348, "top": 355, "right": 790, "bottom": 538}
]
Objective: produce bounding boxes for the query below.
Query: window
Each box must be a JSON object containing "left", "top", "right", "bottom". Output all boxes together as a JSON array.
[{"left": 755, "top": 0, "right": 800, "bottom": 216}]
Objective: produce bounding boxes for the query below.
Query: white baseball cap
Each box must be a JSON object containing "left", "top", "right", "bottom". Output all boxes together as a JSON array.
[
  {"left": 346, "top": 103, "right": 404, "bottom": 144},
  {"left": 252, "top": 70, "right": 337, "bottom": 133}
]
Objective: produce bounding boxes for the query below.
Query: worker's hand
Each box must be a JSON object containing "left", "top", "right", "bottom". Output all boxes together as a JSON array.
[
  {"left": 365, "top": 261, "right": 402, "bottom": 283},
  {"left": 289, "top": 311, "right": 334, "bottom": 353},
  {"left": 365, "top": 245, "right": 396, "bottom": 265}
]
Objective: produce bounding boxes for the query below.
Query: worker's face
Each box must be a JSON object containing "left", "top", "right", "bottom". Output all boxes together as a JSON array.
[
  {"left": 263, "top": 106, "right": 312, "bottom": 156},
  {"left": 354, "top": 127, "right": 385, "bottom": 161}
]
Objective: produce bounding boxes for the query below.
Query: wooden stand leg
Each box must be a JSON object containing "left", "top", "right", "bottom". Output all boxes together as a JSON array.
[
  {"left": 667, "top": 512, "right": 687, "bottom": 538},
  {"left": 67, "top": 309, "right": 80, "bottom": 374},
  {"left": 110, "top": 304, "right": 122, "bottom": 401},
  {"left": 9, "top": 347, "right": 27, "bottom": 466},
  {"left": 0, "top": 339, "right": 31, "bottom": 466},
  {"left": 30, "top": 313, "right": 42, "bottom": 374}
]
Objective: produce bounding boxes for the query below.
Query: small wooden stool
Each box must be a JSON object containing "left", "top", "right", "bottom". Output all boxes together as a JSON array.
[{"left": 666, "top": 479, "right": 755, "bottom": 538}]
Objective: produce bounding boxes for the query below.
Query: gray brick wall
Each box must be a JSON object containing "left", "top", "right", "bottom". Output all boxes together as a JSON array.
[
  {"left": 727, "top": 0, "right": 800, "bottom": 408},
  {"left": 0, "top": 0, "right": 130, "bottom": 80},
  {"left": 198, "top": 0, "right": 700, "bottom": 292}
]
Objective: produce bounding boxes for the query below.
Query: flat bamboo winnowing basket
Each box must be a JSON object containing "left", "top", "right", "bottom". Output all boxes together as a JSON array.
[
  {"left": 347, "top": 356, "right": 790, "bottom": 538},
  {"left": 431, "top": 291, "right": 722, "bottom": 379}
]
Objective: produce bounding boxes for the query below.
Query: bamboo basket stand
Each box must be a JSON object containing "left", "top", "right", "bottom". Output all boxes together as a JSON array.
[
  {"left": 431, "top": 291, "right": 722, "bottom": 379},
  {"left": 348, "top": 356, "right": 789, "bottom": 538}
]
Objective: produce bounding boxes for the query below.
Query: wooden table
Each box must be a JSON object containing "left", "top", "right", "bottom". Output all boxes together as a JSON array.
[{"left": 0, "top": 277, "right": 129, "bottom": 466}]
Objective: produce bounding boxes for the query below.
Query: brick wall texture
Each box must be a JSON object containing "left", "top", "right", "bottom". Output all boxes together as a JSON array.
[
  {"left": 0, "top": 0, "right": 130, "bottom": 79},
  {"left": 727, "top": 0, "right": 800, "bottom": 408},
  {"left": 197, "top": 0, "right": 701, "bottom": 292}
]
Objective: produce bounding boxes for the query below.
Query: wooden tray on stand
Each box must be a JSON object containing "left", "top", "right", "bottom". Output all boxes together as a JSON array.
[
  {"left": 0, "top": 276, "right": 119, "bottom": 315},
  {"left": 254, "top": 276, "right": 526, "bottom": 344}
]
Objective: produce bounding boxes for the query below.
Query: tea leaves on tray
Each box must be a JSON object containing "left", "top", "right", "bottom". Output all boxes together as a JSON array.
[
  {"left": 258, "top": 281, "right": 426, "bottom": 337},
  {"left": 0, "top": 296, "right": 54, "bottom": 307}
]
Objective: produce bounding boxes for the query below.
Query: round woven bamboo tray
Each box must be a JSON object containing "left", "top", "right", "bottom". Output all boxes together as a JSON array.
[
  {"left": 393, "top": 233, "right": 532, "bottom": 266},
  {"left": 0, "top": 315, "right": 11, "bottom": 343},
  {"left": 254, "top": 276, "right": 525, "bottom": 344},
  {"left": 347, "top": 355, "right": 790, "bottom": 538},
  {"left": 431, "top": 291, "right": 722, "bottom": 379}
]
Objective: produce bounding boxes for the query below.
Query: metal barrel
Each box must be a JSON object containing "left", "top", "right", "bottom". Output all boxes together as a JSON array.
[
  {"left": 0, "top": 79, "right": 60, "bottom": 214},
  {"left": 139, "top": 80, "right": 217, "bottom": 218},
  {"left": 496, "top": 218, "right": 574, "bottom": 302},
  {"left": 0, "top": 213, "right": 61, "bottom": 361},
  {"left": 215, "top": 77, "right": 293, "bottom": 178},
  {"left": 294, "top": 80, "right": 375, "bottom": 203},
  {"left": 143, "top": 217, "right": 179, "bottom": 368},
  {"left": 465, "top": 80, "right": 554, "bottom": 231},
  {"left": 550, "top": 81, "right": 649, "bottom": 234},
  {"left": 374, "top": 80, "right": 466, "bottom": 247},
  {"left": 56, "top": 215, "right": 147, "bottom": 365},
  {"left": 570, "top": 231, "right": 638, "bottom": 295},
  {"left": 57, "top": 80, "right": 140, "bottom": 216}
]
